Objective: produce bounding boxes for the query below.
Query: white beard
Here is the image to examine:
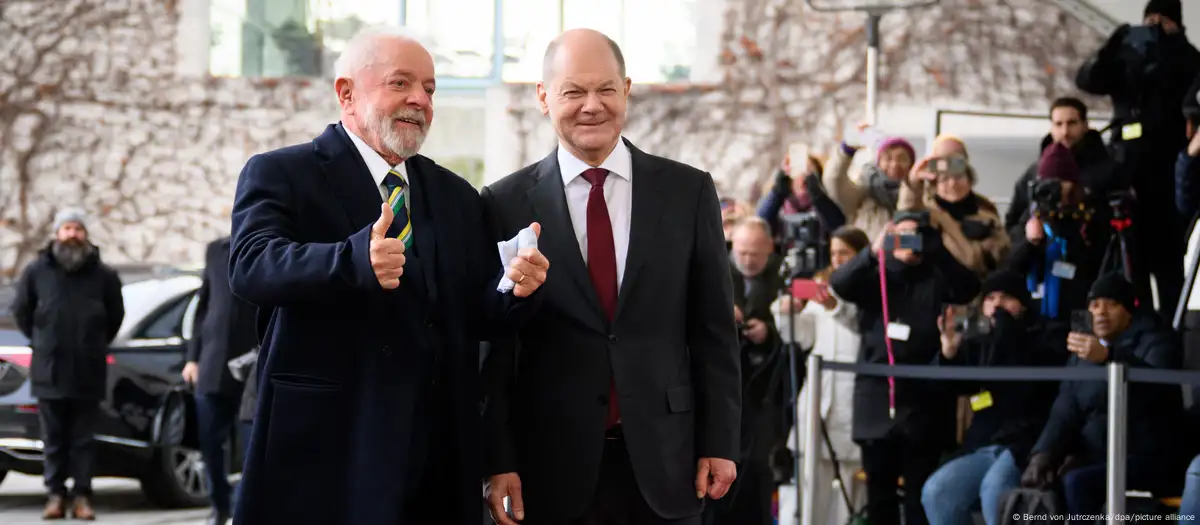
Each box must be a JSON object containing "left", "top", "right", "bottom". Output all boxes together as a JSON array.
[{"left": 365, "top": 103, "right": 426, "bottom": 160}]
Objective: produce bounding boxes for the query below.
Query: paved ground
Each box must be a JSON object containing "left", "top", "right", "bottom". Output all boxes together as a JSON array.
[{"left": 0, "top": 473, "right": 209, "bottom": 524}]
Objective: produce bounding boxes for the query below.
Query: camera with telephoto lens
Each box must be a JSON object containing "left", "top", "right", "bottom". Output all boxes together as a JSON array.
[
  {"left": 779, "top": 212, "right": 826, "bottom": 279},
  {"left": 1027, "top": 178, "right": 1063, "bottom": 214},
  {"left": 1120, "top": 24, "right": 1165, "bottom": 81}
]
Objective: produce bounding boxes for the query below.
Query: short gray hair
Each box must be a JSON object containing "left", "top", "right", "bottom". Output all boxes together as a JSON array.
[
  {"left": 733, "top": 216, "right": 772, "bottom": 239},
  {"left": 333, "top": 25, "right": 429, "bottom": 80},
  {"left": 541, "top": 33, "right": 626, "bottom": 83}
]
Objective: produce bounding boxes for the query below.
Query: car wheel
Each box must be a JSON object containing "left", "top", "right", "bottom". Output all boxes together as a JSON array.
[{"left": 140, "top": 396, "right": 208, "bottom": 508}]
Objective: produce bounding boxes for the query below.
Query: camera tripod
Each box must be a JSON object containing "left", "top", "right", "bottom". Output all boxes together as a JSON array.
[{"left": 1099, "top": 214, "right": 1135, "bottom": 283}]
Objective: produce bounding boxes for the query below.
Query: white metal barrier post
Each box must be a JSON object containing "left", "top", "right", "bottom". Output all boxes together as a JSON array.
[
  {"left": 1106, "top": 361, "right": 1127, "bottom": 524},
  {"left": 800, "top": 353, "right": 822, "bottom": 525}
]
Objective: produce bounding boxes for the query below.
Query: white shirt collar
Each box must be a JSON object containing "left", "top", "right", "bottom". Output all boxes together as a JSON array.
[
  {"left": 557, "top": 138, "right": 632, "bottom": 185},
  {"left": 343, "top": 123, "right": 408, "bottom": 187}
]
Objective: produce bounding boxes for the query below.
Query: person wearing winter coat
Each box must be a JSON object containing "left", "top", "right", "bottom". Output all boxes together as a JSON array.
[
  {"left": 920, "top": 271, "right": 1070, "bottom": 525},
  {"left": 823, "top": 129, "right": 916, "bottom": 240},
  {"left": 829, "top": 211, "right": 981, "bottom": 525},
  {"left": 10, "top": 208, "right": 125, "bottom": 521},
  {"left": 772, "top": 226, "right": 870, "bottom": 525},
  {"left": 899, "top": 153, "right": 1009, "bottom": 277},
  {"left": 1004, "top": 98, "right": 1123, "bottom": 241},
  {"left": 1021, "top": 274, "right": 1186, "bottom": 515},
  {"left": 1006, "top": 143, "right": 1112, "bottom": 324}
]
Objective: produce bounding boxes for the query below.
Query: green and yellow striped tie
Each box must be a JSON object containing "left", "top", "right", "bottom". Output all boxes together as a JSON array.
[{"left": 383, "top": 170, "right": 413, "bottom": 250}]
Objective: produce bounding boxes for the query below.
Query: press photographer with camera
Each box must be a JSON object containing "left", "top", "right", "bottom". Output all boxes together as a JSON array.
[
  {"left": 824, "top": 124, "right": 917, "bottom": 240},
  {"left": 1076, "top": 0, "right": 1200, "bottom": 316},
  {"left": 757, "top": 149, "right": 847, "bottom": 254},
  {"left": 1020, "top": 274, "right": 1185, "bottom": 516},
  {"left": 898, "top": 152, "right": 1010, "bottom": 277},
  {"left": 829, "top": 212, "right": 981, "bottom": 525},
  {"left": 771, "top": 226, "right": 871, "bottom": 525},
  {"left": 1006, "top": 143, "right": 1111, "bottom": 323},
  {"left": 1004, "top": 98, "right": 1120, "bottom": 242},
  {"left": 920, "top": 271, "right": 1070, "bottom": 525},
  {"left": 716, "top": 216, "right": 788, "bottom": 525},
  {"left": 1174, "top": 74, "right": 1200, "bottom": 221}
]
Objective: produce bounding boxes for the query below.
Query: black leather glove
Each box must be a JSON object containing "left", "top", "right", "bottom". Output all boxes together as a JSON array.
[
  {"left": 959, "top": 219, "right": 994, "bottom": 241},
  {"left": 1020, "top": 452, "right": 1057, "bottom": 489},
  {"left": 771, "top": 170, "right": 793, "bottom": 196}
]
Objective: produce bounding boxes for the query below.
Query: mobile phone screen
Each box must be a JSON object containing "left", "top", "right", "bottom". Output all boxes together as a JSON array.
[{"left": 1071, "top": 310, "right": 1092, "bottom": 335}]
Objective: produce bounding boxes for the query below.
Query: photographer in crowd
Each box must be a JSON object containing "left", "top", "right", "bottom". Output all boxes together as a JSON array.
[
  {"left": 823, "top": 127, "right": 916, "bottom": 240},
  {"left": 758, "top": 151, "right": 847, "bottom": 252},
  {"left": 715, "top": 216, "right": 788, "bottom": 525},
  {"left": 773, "top": 226, "right": 871, "bottom": 525},
  {"left": 1076, "top": 0, "right": 1200, "bottom": 316},
  {"left": 1005, "top": 98, "right": 1121, "bottom": 242},
  {"left": 898, "top": 152, "right": 1010, "bottom": 277},
  {"left": 920, "top": 271, "right": 1069, "bottom": 525},
  {"left": 1174, "top": 74, "right": 1200, "bottom": 222},
  {"left": 1007, "top": 144, "right": 1111, "bottom": 323},
  {"left": 1021, "top": 274, "right": 1185, "bottom": 516},
  {"left": 829, "top": 212, "right": 980, "bottom": 525}
]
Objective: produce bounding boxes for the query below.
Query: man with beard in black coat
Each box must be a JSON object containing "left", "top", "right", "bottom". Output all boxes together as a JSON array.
[
  {"left": 11, "top": 207, "right": 125, "bottom": 521},
  {"left": 829, "top": 211, "right": 981, "bottom": 525},
  {"left": 1005, "top": 97, "right": 1121, "bottom": 243}
]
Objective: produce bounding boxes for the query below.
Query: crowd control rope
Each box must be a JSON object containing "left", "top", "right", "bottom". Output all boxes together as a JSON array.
[
  {"left": 820, "top": 360, "right": 1200, "bottom": 385},
  {"left": 876, "top": 248, "right": 897, "bottom": 419}
]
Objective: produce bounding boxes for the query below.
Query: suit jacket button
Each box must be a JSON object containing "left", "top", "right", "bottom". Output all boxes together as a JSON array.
[
  {"left": 608, "top": 334, "right": 618, "bottom": 344},
  {"left": 381, "top": 345, "right": 392, "bottom": 356}
]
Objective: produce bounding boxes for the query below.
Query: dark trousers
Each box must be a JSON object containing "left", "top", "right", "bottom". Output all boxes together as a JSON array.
[
  {"left": 196, "top": 393, "right": 239, "bottom": 515},
  {"left": 860, "top": 436, "right": 943, "bottom": 525},
  {"left": 38, "top": 399, "right": 99, "bottom": 497},
  {"left": 1061, "top": 461, "right": 1160, "bottom": 522},
  {"left": 702, "top": 400, "right": 784, "bottom": 525},
  {"left": 525, "top": 436, "right": 701, "bottom": 525}
]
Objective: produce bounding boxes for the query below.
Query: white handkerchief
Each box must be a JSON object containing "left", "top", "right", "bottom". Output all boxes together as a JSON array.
[{"left": 496, "top": 226, "right": 539, "bottom": 293}]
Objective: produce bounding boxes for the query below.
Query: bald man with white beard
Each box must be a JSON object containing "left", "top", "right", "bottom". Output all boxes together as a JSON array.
[{"left": 227, "top": 26, "right": 549, "bottom": 525}]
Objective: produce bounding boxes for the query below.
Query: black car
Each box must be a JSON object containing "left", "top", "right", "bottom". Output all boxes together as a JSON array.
[{"left": 0, "top": 274, "right": 242, "bottom": 508}]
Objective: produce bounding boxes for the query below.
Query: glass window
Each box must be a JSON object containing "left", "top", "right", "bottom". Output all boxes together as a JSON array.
[
  {"left": 500, "top": 0, "right": 697, "bottom": 84},
  {"left": 406, "top": 0, "right": 497, "bottom": 79},
  {"left": 210, "top": 0, "right": 403, "bottom": 78},
  {"left": 137, "top": 295, "right": 194, "bottom": 341}
]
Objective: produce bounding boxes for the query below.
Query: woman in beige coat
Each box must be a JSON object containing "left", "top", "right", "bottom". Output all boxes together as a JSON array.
[
  {"left": 823, "top": 136, "right": 916, "bottom": 240},
  {"left": 897, "top": 150, "right": 1010, "bottom": 277}
]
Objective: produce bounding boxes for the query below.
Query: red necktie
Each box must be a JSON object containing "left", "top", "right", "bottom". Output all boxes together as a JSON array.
[{"left": 581, "top": 168, "right": 620, "bottom": 428}]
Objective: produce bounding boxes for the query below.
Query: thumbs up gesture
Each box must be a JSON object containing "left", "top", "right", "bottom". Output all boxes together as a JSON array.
[
  {"left": 370, "top": 202, "right": 407, "bottom": 289},
  {"left": 505, "top": 222, "right": 550, "bottom": 298}
]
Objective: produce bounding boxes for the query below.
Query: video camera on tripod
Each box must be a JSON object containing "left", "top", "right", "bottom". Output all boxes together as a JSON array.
[{"left": 778, "top": 212, "right": 827, "bottom": 280}]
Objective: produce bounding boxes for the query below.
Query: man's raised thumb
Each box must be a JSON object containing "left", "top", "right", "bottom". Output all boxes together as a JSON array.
[
  {"left": 373, "top": 202, "right": 394, "bottom": 239},
  {"left": 529, "top": 222, "right": 541, "bottom": 238}
]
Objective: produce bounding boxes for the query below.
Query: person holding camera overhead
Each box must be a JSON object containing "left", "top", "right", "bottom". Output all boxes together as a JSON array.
[
  {"left": 1006, "top": 143, "right": 1111, "bottom": 324},
  {"left": 1020, "top": 274, "right": 1185, "bottom": 517},
  {"left": 1076, "top": 0, "right": 1200, "bottom": 316},
  {"left": 898, "top": 150, "right": 1010, "bottom": 277},
  {"left": 920, "top": 271, "right": 1069, "bottom": 525},
  {"left": 828, "top": 211, "right": 980, "bottom": 525},
  {"left": 823, "top": 124, "right": 916, "bottom": 240}
]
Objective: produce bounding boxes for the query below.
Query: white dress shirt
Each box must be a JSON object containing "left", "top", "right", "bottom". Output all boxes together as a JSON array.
[
  {"left": 558, "top": 139, "right": 633, "bottom": 287},
  {"left": 344, "top": 124, "right": 409, "bottom": 200}
]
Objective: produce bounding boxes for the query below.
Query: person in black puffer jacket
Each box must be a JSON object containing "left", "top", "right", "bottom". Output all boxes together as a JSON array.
[
  {"left": 920, "top": 270, "right": 1070, "bottom": 525},
  {"left": 1021, "top": 273, "right": 1186, "bottom": 516},
  {"left": 829, "top": 210, "right": 981, "bottom": 525},
  {"left": 10, "top": 208, "right": 124, "bottom": 520}
]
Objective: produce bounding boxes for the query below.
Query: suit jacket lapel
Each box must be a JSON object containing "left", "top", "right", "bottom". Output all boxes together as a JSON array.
[
  {"left": 405, "top": 156, "right": 439, "bottom": 303},
  {"left": 316, "top": 123, "right": 383, "bottom": 232},
  {"left": 614, "top": 141, "right": 666, "bottom": 322},
  {"left": 527, "top": 152, "right": 606, "bottom": 330}
]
